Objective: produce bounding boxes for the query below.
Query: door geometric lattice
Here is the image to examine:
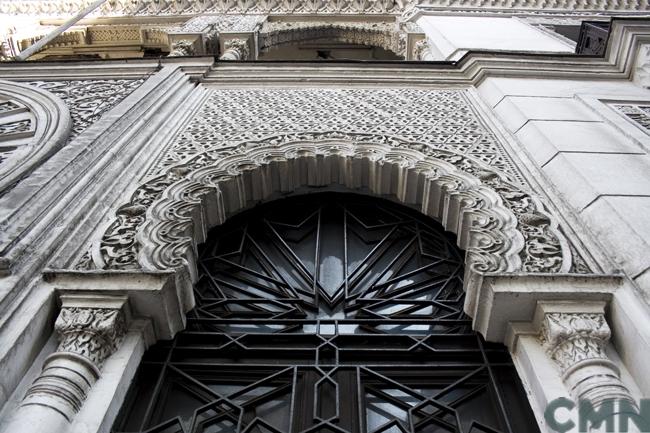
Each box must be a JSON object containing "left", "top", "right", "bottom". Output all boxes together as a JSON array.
[{"left": 114, "top": 193, "right": 540, "bottom": 433}]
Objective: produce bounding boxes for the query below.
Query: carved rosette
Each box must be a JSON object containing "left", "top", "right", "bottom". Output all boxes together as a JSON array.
[
  {"left": 22, "top": 306, "right": 126, "bottom": 421},
  {"left": 540, "top": 312, "right": 634, "bottom": 407},
  {"left": 220, "top": 38, "right": 250, "bottom": 60}
]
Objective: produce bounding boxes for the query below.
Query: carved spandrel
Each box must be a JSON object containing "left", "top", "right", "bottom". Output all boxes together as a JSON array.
[{"left": 28, "top": 79, "right": 145, "bottom": 140}]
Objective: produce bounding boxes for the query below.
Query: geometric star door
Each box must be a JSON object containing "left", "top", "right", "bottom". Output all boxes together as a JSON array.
[{"left": 113, "top": 193, "right": 541, "bottom": 433}]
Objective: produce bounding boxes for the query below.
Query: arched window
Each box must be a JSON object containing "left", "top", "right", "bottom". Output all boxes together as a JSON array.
[
  {"left": 257, "top": 22, "right": 405, "bottom": 61},
  {"left": 113, "top": 193, "right": 540, "bottom": 433}
]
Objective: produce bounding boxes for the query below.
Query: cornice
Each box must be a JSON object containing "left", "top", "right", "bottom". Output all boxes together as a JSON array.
[
  {"left": 0, "top": 19, "right": 646, "bottom": 84},
  {"left": 1, "top": 0, "right": 649, "bottom": 17}
]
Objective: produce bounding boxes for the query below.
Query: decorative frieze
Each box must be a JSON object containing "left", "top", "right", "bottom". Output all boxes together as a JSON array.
[
  {"left": 1, "top": 0, "right": 647, "bottom": 16},
  {"left": 540, "top": 310, "right": 634, "bottom": 407},
  {"left": 147, "top": 88, "right": 524, "bottom": 181},
  {"left": 181, "top": 14, "right": 264, "bottom": 32}
]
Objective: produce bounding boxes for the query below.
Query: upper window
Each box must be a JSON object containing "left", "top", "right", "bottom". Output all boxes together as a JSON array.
[
  {"left": 257, "top": 21, "right": 404, "bottom": 61},
  {"left": 113, "top": 193, "right": 540, "bottom": 433}
]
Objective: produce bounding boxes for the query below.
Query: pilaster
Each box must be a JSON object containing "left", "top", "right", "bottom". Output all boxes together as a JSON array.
[
  {"left": 2, "top": 296, "right": 128, "bottom": 433},
  {"left": 538, "top": 304, "right": 634, "bottom": 408}
]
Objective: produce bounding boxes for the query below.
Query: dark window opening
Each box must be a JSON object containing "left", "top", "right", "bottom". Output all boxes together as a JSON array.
[{"left": 576, "top": 21, "right": 611, "bottom": 55}]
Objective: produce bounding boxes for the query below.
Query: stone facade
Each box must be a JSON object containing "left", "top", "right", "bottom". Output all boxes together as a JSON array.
[{"left": 1, "top": 4, "right": 650, "bottom": 433}]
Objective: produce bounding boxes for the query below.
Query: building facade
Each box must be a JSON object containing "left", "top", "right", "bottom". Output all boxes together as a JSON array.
[{"left": 1, "top": 1, "right": 650, "bottom": 432}]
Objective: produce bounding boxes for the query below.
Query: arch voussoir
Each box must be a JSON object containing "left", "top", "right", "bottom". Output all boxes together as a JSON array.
[
  {"left": 86, "top": 132, "right": 571, "bottom": 290},
  {"left": 135, "top": 140, "right": 524, "bottom": 283}
]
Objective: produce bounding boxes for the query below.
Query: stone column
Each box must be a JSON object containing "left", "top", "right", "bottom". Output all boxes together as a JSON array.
[
  {"left": 219, "top": 38, "right": 250, "bottom": 61},
  {"left": 539, "top": 303, "right": 634, "bottom": 408},
  {"left": 3, "top": 297, "right": 127, "bottom": 433}
]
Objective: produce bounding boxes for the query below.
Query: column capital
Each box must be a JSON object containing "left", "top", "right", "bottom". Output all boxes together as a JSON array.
[
  {"left": 21, "top": 295, "right": 129, "bottom": 422},
  {"left": 534, "top": 301, "right": 634, "bottom": 407},
  {"left": 55, "top": 304, "right": 126, "bottom": 367},
  {"left": 540, "top": 310, "right": 610, "bottom": 372},
  {"left": 169, "top": 39, "right": 196, "bottom": 57},
  {"left": 220, "top": 38, "right": 250, "bottom": 60}
]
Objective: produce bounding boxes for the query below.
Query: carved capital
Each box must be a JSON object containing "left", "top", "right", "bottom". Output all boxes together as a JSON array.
[
  {"left": 22, "top": 300, "right": 128, "bottom": 421},
  {"left": 413, "top": 39, "right": 434, "bottom": 61},
  {"left": 55, "top": 306, "right": 127, "bottom": 367},
  {"left": 540, "top": 312, "right": 610, "bottom": 372},
  {"left": 538, "top": 308, "right": 634, "bottom": 407},
  {"left": 169, "top": 39, "right": 196, "bottom": 57},
  {"left": 220, "top": 38, "right": 250, "bottom": 60}
]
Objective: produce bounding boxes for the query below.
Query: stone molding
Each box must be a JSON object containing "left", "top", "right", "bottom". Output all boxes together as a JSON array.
[
  {"left": 21, "top": 297, "right": 127, "bottom": 421},
  {"left": 0, "top": 80, "right": 71, "bottom": 194},
  {"left": 0, "top": 19, "right": 648, "bottom": 83},
  {"left": 78, "top": 132, "right": 574, "bottom": 284},
  {"left": 538, "top": 303, "right": 635, "bottom": 407}
]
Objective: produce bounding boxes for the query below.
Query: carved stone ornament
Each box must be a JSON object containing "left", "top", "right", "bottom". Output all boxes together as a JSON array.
[
  {"left": 540, "top": 312, "right": 610, "bottom": 372},
  {"left": 27, "top": 79, "right": 145, "bottom": 140},
  {"left": 1, "top": 0, "right": 646, "bottom": 16},
  {"left": 413, "top": 38, "right": 434, "bottom": 60},
  {"left": 0, "top": 80, "right": 71, "bottom": 194},
  {"left": 169, "top": 39, "right": 196, "bottom": 56},
  {"left": 55, "top": 306, "right": 127, "bottom": 367},
  {"left": 611, "top": 102, "right": 650, "bottom": 133},
  {"left": 78, "top": 131, "right": 574, "bottom": 283},
  {"left": 147, "top": 88, "right": 526, "bottom": 182},
  {"left": 21, "top": 306, "right": 126, "bottom": 421},
  {"left": 540, "top": 312, "right": 634, "bottom": 407},
  {"left": 220, "top": 38, "right": 250, "bottom": 60}
]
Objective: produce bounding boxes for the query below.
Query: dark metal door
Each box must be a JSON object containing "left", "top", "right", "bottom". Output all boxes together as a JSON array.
[{"left": 113, "top": 193, "right": 540, "bottom": 433}]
